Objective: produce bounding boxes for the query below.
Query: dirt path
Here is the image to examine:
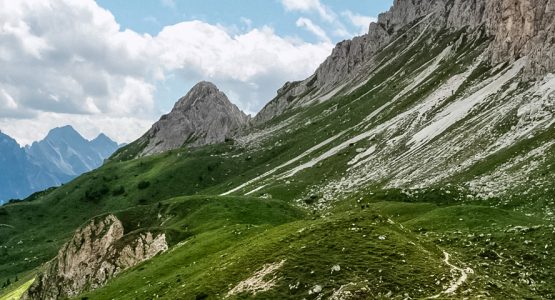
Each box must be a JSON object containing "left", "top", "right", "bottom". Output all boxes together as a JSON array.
[{"left": 428, "top": 250, "right": 474, "bottom": 299}]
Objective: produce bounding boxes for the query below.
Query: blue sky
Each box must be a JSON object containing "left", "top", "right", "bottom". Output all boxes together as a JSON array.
[
  {"left": 97, "top": 1, "right": 393, "bottom": 41},
  {"left": 97, "top": 0, "right": 394, "bottom": 117},
  {"left": 0, "top": 0, "right": 393, "bottom": 145}
]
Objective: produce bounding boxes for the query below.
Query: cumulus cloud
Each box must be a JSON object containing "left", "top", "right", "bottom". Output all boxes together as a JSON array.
[
  {"left": 0, "top": 0, "right": 159, "bottom": 119},
  {"left": 0, "top": 0, "right": 334, "bottom": 145},
  {"left": 295, "top": 17, "right": 331, "bottom": 43},
  {"left": 342, "top": 11, "right": 377, "bottom": 35},
  {"left": 280, "top": 0, "right": 336, "bottom": 22},
  {"left": 153, "top": 21, "right": 333, "bottom": 113}
]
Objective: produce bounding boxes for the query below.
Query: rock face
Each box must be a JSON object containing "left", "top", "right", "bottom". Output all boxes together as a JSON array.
[
  {"left": 22, "top": 214, "right": 168, "bottom": 300},
  {"left": 138, "top": 81, "right": 249, "bottom": 156},
  {"left": 254, "top": 0, "right": 555, "bottom": 124}
]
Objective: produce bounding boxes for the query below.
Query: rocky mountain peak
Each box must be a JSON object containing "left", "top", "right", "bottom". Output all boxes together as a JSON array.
[
  {"left": 135, "top": 81, "right": 249, "bottom": 157},
  {"left": 254, "top": 0, "right": 554, "bottom": 124},
  {"left": 42, "top": 125, "right": 85, "bottom": 144},
  {"left": 92, "top": 133, "right": 110, "bottom": 142},
  {"left": 173, "top": 81, "right": 221, "bottom": 110}
]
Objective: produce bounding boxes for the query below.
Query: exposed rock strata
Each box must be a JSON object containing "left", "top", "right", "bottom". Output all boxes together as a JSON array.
[
  {"left": 254, "top": 0, "right": 554, "bottom": 124},
  {"left": 139, "top": 81, "right": 249, "bottom": 156},
  {"left": 22, "top": 214, "right": 167, "bottom": 300}
]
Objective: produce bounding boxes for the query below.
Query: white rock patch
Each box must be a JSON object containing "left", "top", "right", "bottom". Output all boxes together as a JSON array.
[{"left": 227, "top": 260, "right": 286, "bottom": 297}]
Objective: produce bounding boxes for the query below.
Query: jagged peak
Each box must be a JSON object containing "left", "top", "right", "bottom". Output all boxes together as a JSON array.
[
  {"left": 92, "top": 133, "right": 113, "bottom": 143},
  {"left": 46, "top": 125, "right": 81, "bottom": 138},
  {"left": 0, "top": 130, "right": 20, "bottom": 147},
  {"left": 192, "top": 80, "right": 219, "bottom": 91},
  {"left": 254, "top": 0, "right": 554, "bottom": 124},
  {"left": 173, "top": 81, "right": 230, "bottom": 111},
  {"left": 124, "top": 80, "right": 250, "bottom": 158}
]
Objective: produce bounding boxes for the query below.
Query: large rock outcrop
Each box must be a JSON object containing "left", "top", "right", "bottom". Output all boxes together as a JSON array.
[
  {"left": 254, "top": 0, "right": 554, "bottom": 124},
  {"left": 138, "top": 81, "right": 249, "bottom": 156},
  {"left": 22, "top": 214, "right": 168, "bottom": 300}
]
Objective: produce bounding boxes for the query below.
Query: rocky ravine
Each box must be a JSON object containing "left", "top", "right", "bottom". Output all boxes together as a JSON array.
[
  {"left": 22, "top": 214, "right": 167, "bottom": 300},
  {"left": 137, "top": 81, "right": 249, "bottom": 157},
  {"left": 254, "top": 0, "right": 554, "bottom": 124}
]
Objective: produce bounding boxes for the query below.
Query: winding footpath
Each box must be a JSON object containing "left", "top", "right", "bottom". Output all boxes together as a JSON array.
[{"left": 429, "top": 250, "right": 474, "bottom": 299}]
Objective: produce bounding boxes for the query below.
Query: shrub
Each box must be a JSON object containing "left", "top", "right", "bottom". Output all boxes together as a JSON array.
[
  {"left": 137, "top": 180, "right": 150, "bottom": 190},
  {"left": 195, "top": 293, "right": 208, "bottom": 300},
  {"left": 112, "top": 185, "right": 125, "bottom": 196},
  {"left": 84, "top": 184, "right": 110, "bottom": 202}
]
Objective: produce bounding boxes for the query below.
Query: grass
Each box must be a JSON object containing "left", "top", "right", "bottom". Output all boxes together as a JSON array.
[
  {"left": 0, "top": 278, "right": 34, "bottom": 300},
  {"left": 81, "top": 199, "right": 553, "bottom": 299}
]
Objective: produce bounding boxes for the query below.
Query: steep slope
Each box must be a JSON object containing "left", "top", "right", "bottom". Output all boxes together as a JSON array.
[
  {"left": 234, "top": 0, "right": 555, "bottom": 207},
  {"left": 1, "top": 0, "right": 555, "bottom": 299},
  {"left": 0, "top": 126, "right": 119, "bottom": 203},
  {"left": 115, "top": 81, "right": 249, "bottom": 159},
  {"left": 255, "top": 0, "right": 554, "bottom": 123}
]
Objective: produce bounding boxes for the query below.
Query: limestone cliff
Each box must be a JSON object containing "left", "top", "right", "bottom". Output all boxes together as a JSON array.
[
  {"left": 254, "top": 0, "right": 554, "bottom": 123},
  {"left": 22, "top": 215, "right": 167, "bottom": 300}
]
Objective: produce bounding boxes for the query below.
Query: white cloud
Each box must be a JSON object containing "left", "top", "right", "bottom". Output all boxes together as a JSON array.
[
  {"left": 280, "top": 0, "right": 336, "bottom": 22},
  {"left": 153, "top": 21, "right": 333, "bottom": 113},
  {"left": 280, "top": 1, "right": 352, "bottom": 39},
  {"left": 160, "top": 0, "right": 176, "bottom": 9},
  {"left": 0, "top": 0, "right": 334, "bottom": 145},
  {"left": 342, "top": 11, "right": 377, "bottom": 35},
  {"left": 295, "top": 17, "right": 331, "bottom": 43}
]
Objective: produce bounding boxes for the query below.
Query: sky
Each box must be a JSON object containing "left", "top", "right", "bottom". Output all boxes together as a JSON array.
[{"left": 0, "top": 0, "right": 393, "bottom": 145}]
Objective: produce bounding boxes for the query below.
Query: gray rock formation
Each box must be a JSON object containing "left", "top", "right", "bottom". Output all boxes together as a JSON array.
[
  {"left": 22, "top": 214, "right": 167, "bottom": 300},
  {"left": 254, "top": 0, "right": 554, "bottom": 124},
  {"left": 139, "top": 81, "right": 249, "bottom": 156}
]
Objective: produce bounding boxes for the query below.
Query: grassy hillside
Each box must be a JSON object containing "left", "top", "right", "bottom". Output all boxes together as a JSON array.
[
  {"left": 82, "top": 197, "right": 553, "bottom": 299},
  {"left": 1, "top": 22, "right": 554, "bottom": 299}
]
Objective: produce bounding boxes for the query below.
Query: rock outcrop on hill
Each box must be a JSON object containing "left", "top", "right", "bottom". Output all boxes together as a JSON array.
[{"left": 22, "top": 215, "right": 168, "bottom": 300}]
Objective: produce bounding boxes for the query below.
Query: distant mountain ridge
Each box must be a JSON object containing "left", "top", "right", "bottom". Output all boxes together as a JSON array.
[{"left": 0, "top": 126, "right": 119, "bottom": 203}]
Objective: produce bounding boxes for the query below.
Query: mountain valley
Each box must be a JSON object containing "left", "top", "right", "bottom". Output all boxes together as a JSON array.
[{"left": 1, "top": 0, "right": 554, "bottom": 299}]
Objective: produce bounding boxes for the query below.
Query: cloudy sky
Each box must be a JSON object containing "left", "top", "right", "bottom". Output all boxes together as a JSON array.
[{"left": 0, "top": 0, "right": 393, "bottom": 145}]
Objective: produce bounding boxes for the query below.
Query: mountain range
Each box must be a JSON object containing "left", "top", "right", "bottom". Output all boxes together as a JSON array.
[
  {"left": 0, "top": 126, "right": 119, "bottom": 203},
  {"left": 1, "top": 0, "right": 554, "bottom": 299}
]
